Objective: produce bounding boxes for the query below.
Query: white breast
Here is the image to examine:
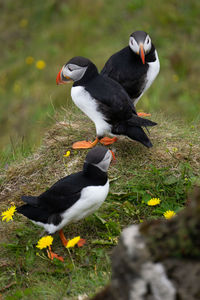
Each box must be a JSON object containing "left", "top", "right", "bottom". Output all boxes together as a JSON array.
[
  {"left": 134, "top": 50, "right": 160, "bottom": 105},
  {"left": 71, "top": 86, "right": 111, "bottom": 137},
  {"left": 144, "top": 50, "right": 160, "bottom": 92},
  {"left": 61, "top": 180, "right": 109, "bottom": 225}
]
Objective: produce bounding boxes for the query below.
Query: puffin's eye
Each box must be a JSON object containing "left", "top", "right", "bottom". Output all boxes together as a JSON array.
[
  {"left": 68, "top": 66, "right": 73, "bottom": 72},
  {"left": 147, "top": 38, "right": 149, "bottom": 44}
]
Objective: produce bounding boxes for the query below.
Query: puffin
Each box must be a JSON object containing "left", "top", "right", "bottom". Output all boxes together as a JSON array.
[
  {"left": 56, "top": 56, "right": 157, "bottom": 149},
  {"left": 101, "top": 31, "right": 160, "bottom": 115},
  {"left": 17, "top": 146, "right": 114, "bottom": 259}
]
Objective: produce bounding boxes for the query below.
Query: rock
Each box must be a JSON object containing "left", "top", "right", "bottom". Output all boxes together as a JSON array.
[{"left": 91, "top": 187, "right": 200, "bottom": 300}]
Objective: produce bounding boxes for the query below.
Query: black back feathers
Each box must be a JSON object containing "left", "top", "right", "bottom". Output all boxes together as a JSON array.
[{"left": 17, "top": 147, "right": 110, "bottom": 226}]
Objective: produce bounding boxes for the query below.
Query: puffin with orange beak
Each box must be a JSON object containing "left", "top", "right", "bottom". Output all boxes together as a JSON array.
[
  {"left": 56, "top": 56, "right": 156, "bottom": 150},
  {"left": 101, "top": 31, "right": 160, "bottom": 116}
]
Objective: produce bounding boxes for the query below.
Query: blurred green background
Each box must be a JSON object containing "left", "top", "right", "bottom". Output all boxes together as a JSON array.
[{"left": 0, "top": 0, "right": 200, "bottom": 165}]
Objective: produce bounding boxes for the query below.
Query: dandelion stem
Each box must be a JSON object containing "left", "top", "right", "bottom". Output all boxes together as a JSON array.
[{"left": 67, "top": 248, "right": 75, "bottom": 269}]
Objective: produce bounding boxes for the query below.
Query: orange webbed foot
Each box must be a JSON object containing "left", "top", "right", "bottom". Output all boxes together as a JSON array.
[
  {"left": 99, "top": 137, "right": 118, "bottom": 146},
  {"left": 77, "top": 238, "right": 86, "bottom": 247},
  {"left": 137, "top": 112, "right": 151, "bottom": 117},
  {"left": 72, "top": 138, "right": 99, "bottom": 149},
  {"left": 47, "top": 246, "right": 64, "bottom": 262}
]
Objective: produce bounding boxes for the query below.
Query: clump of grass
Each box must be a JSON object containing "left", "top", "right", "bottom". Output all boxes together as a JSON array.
[
  {"left": 108, "top": 162, "right": 197, "bottom": 223},
  {"left": 1, "top": 0, "right": 200, "bottom": 161},
  {"left": 140, "top": 186, "right": 200, "bottom": 260},
  {"left": 0, "top": 110, "right": 200, "bottom": 298}
]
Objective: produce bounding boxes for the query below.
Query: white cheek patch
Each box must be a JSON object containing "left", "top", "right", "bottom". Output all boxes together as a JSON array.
[
  {"left": 62, "top": 66, "right": 71, "bottom": 78},
  {"left": 129, "top": 37, "right": 140, "bottom": 54},
  {"left": 93, "top": 152, "right": 112, "bottom": 172},
  {"left": 144, "top": 36, "right": 152, "bottom": 54},
  {"left": 64, "top": 66, "right": 88, "bottom": 82}
]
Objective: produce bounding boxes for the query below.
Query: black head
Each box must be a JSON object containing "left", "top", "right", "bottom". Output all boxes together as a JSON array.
[
  {"left": 85, "top": 146, "right": 112, "bottom": 172},
  {"left": 129, "top": 31, "right": 152, "bottom": 64},
  {"left": 131, "top": 31, "right": 148, "bottom": 44},
  {"left": 56, "top": 56, "right": 98, "bottom": 85}
]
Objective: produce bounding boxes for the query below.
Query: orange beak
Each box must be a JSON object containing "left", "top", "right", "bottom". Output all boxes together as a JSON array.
[
  {"left": 139, "top": 44, "right": 145, "bottom": 64},
  {"left": 56, "top": 68, "right": 72, "bottom": 85},
  {"left": 56, "top": 69, "right": 63, "bottom": 85}
]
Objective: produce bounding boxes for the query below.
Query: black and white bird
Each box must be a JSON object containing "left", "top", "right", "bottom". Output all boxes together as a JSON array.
[
  {"left": 17, "top": 146, "right": 113, "bottom": 257},
  {"left": 56, "top": 56, "right": 157, "bottom": 149},
  {"left": 101, "top": 31, "right": 160, "bottom": 114}
]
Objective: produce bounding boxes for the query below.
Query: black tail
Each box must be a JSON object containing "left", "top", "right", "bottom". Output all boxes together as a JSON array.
[
  {"left": 112, "top": 115, "right": 156, "bottom": 148},
  {"left": 126, "top": 126, "right": 153, "bottom": 148},
  {"left": 17, "top": 204, "right": 49, "bottom": 223},
  {"left": 17, "top": 204, "right": 33, "bottom": 216},
  {"left": 127, "top": 115, "right": 157, "bottom": 127},
  {"left": 21, "top": 195, "right": 39, "bottom": 207}
]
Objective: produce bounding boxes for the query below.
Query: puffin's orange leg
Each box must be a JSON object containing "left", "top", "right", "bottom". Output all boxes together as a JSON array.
[
  {"left": 47, "top": 246, "right": 64, "bottom": 262},
  {"left": 110, "top": 150, "right": 116, "bottom": 161},
  {"left": 137, "top": 112, "right": 151, "bottom": 117},
  {"left": 59, "top": 229, "right": 68, "bottom": 247},
  {"left": 99, "top": 137, "right": 118, "bottom": 146},
  {"left": 72, "top": 137, "right": 99, "bottom": 149},
  {"left": 77, "top": 238, "right": 86, "bottom": 247},
  {"left": 59, "top": 230, "right": 86, "bottom": 248}
]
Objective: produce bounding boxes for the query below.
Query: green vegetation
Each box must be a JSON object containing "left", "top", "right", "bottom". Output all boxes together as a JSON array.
[
  {"left": 0, "top": 0, "right": 200, "bottom": 164},
  {"left": 1, "top": 112, "right": 200, "bottom": 299},
  {"left": 1, "top": 0, "right": 200, "bottom": 298},
  {"left": 141, "top": 186, "right": 200, "bottom": 261}
]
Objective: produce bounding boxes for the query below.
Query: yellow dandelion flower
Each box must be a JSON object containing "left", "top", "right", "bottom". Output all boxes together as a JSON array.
[
  {"left": 173, "top": 147, "right": 178, "bottom": 153},
  {"left": 66, "top": 236, "right": 80, "bottom": 248},
  {"left": 36, "top": 236, "right": 53, "bottom": 250},
  {"left": 36, "top": 60, "right": 46, "bottom": 70},
  {"left": 147, "top": 198, "right": 161, "bottom": 206},
  {"left": 1, "top": 205, "right": 16, "bottom": 222},
  {"left": 25, "top": 56, "right": 34, "bottom": 65},
  {"left": 163, "top": 210, "right": 176, "bottom": 219},
  {"left": 63, "top": 151, "right": 70, "bottom": 157},
  {"left": 19, "top": 18, "right": 28, "bottom": 28}
]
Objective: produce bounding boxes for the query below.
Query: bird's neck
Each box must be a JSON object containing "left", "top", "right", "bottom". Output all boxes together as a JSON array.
[
  {"left": 128, "top": 46, "right": 138, "bottom": 58},
  {"left": 146, "top": 44, "right": 156, "bottom": 63},
  {"left": 73, "top": 63, "right": 99, "bottom": 87},
  {"left": 83, "top": 163, "right": 107, "bottom": 181},
  {"left": 128, "top": 44, "right": 156, "bottom": 63}
]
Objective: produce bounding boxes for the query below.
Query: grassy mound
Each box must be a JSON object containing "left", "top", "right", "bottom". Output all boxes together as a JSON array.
[
  {"left": 0, "top": 111, "right": 199, "bottom": 299},
  {"left": 1, "top": 0, "right": 200, "bottom": 162}
]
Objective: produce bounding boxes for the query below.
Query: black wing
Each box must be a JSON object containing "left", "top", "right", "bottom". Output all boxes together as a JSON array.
[
  {"left": 85, "top": 74, "right": 137, "bottom": 123},
  {"left": 37, "top": 172, "right": 87, "bottom": 214}
]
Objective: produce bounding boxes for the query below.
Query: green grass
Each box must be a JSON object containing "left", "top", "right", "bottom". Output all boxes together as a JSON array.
[
  {"left": 1, "top": 0, "right": 200, "bottom": 162},
  {"left": 1, "top": 221, "right": 111, "bottom": 299},
  {"left": 0, "top": 112, "right": 200, "bottom": 299},
  {"left": 1, "top": 0, "right": 200, "bottom": 297}
]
